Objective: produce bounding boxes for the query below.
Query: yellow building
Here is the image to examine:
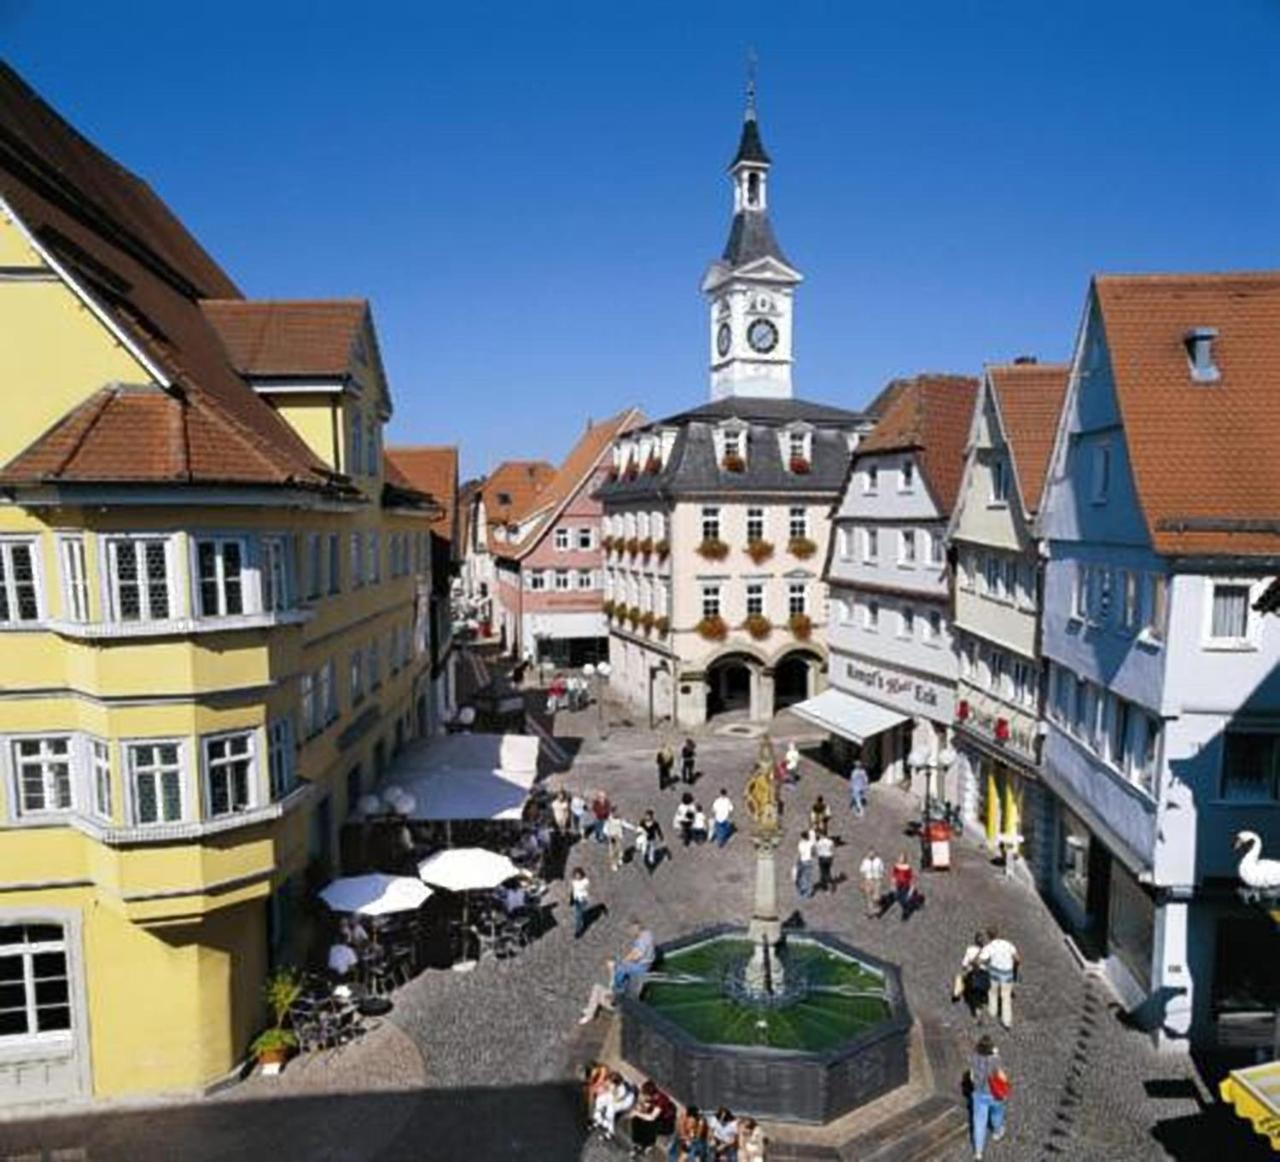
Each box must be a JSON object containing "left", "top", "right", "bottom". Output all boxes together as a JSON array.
[{"left": 0, "top": 64, "right": 439, "bottom": 1102}]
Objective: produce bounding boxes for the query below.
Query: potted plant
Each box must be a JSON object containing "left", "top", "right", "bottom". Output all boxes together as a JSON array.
[
  {"left": 601, "top": 535, "right": 614, "bottom": 552},
  {"left": 722, "top": 452, "right": 746, "bottom": 473},
  {"left": 641, "top": 611, "right": 656, "bottom": 634},
  {"left": 697, "top": 537, "right": 730, "bottom": 561},
  {"left": 743, "top": 613, "right": 772, "bottom": 641},
  {"left": 640, "top": 536, "right": 654, "bottom": 558},
  {"left": 601, "top": 599, "right": 615, "bottom": 619},
  {"left": 625, "top": 536, "right": 640, "bottom": 557},
  {"left": 628, "top": 605, "right": 643, "bottom": 629},
  {"left": 745, "top": 539, "right": 774, "bottom": 565},
  {"left": 654, "top": 615, "right": 670, "bottom": 636},
  {"left": 697, "top": 614, "right": 729, "bottom": 642},
  {"left": 624, "top": 461, "right": 639, "bottom": 481},
  {"left": 251, "top": 967, "right": 302, "bottom": 1076},
  {"left": 789, "top": 455, "right": 811, "bottom": 475},
  {"left": 644, "top": 455, "right": 661, "bottom": 475},
  {"left": 655, "top": 538, "right": 670, "bottom": 560},
  {"left": 788, "top": 535, "right": 818, "bottom": 560},
  {"left": 789, "top": 612, "right": 813, "bottom": 641}
]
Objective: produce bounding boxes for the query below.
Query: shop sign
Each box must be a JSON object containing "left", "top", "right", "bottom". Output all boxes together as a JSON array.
[{"left": 844, "top": 660, "right": 953, "bottom": 720}]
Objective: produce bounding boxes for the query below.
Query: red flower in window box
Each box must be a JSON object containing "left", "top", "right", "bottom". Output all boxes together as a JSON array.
[
  {"left": 956, "top": 699, "right": 970, "bottom": 722},
  {"left": 645, "top": 455, "right": 661, "bottom": 475},
  {"left": 789, "top": 456, "right": 811, "bottom": 475},
  {"left": 722, "top": 452, "right": 746, "bottom": 473},
  {"left": 624, "top": 461, "right": 639, "bottom": 481},
  {"left": 994, "top": 717, "right": 1011, "bottom": 742}
]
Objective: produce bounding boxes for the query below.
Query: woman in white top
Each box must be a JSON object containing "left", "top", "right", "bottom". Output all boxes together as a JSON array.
[
  {"left": 691, "top": 805, "right": 709, "bottom": 844},
  {"left": 570, "top": 867, "right": 590, "bottom": 939}
]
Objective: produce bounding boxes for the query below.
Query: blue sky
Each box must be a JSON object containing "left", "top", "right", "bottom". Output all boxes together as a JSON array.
[{"left": 5, "top": 1, "right": 1279, "bottom": 477}]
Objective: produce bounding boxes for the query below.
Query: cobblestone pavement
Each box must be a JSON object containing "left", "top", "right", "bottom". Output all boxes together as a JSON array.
[{"left": 0, "top": 700, "right": 1265, "bottom": 1162}]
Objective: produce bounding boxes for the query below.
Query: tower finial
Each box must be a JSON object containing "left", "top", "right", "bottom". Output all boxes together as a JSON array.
[{"left": 745, "top": 46, "right": 758, "bottom": 121}]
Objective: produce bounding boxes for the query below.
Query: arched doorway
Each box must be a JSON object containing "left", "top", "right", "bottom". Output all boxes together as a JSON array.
[
  {"left": 774, "top": 651, "right": 820, "bottom": 713},
  {"left": 706, "top": 654, "right": 756, "bottom": 720}
]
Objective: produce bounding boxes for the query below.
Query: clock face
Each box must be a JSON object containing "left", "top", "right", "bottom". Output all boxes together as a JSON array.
[
  {"left": 716, "top": 322, "right": 732, "bottom": 358},
  {"left": 747, "top": 318, "right": 778, "bottom": 354}
]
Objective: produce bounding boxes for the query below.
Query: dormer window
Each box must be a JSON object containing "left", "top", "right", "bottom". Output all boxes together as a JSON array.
[
  {"left": 495, "top": 491, "right": 512, "bottom": 508},
  {"left": 900, "top": 459, "right": 915, "bottom": 492},
  {"left": 1184, "top": 327, "right": 1220, "bottom": 383},
  {"left": 719, "top": 427, "right": 747, "bottom": 473},
  {"left": 784, "top": 428, "right": 812, "bottom": 474}
]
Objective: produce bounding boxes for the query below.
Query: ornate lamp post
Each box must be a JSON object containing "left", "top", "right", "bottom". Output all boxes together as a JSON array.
[{"left": 744, "top": 736, "right": 785, "bottom": 995}]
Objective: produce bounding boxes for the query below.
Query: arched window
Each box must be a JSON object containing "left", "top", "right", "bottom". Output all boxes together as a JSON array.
[{"left": 747, "top": 172, "right": 760, "bottom": 207}]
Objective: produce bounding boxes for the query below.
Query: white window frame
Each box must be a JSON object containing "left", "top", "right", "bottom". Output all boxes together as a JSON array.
[
  {"left": 577, "top": 527, "right": 594, "bottom": 551},
  {"left": 103, "top": 535, "right": 175, "bottom": 623},
  {"left": 990, "top": 456, "right": 1009, "bottom": 505},
  {"left": 701, "top": 507, "right": 721, "bottom": 542},
  {"left": 554, "top": 528, "right": 570, "bottom": 551},
  {"left": 193, "top": 535, "right": 248, "bottom": 618},
  {"left": 863, "top": 464, "right": 879, "bottom": 494},
  {"left": 898, "top": 605, "right": 914, "bottom": 640},
  {"left": 528, "top": 570, "right": 546, "bottom": 592},
  {"left": 0, "top": 923, "right": 74, "bottom": 1046},
  {"left": 56, "top": 535, "right": 89, "bottom": 623},
  {"left": 864, "top": 599, "right": 880, "bottom": 631},
  {"left": 261, "top": 535, "right": 291, "bottom": 612},
  {"left": 701, "top": 584, "right": 721, "bottom": 620},
  {"left": 899, "top": 529, "right": 917, "bottom": 568},
  {"left": 575, "top": 569, "right": 594, "bottom": 591},
  {"left": 788, "top": 582, "right": 807, "bottom": 617},
  {"left": 1140, "top": 573, "right": 1167, "bottom": 643},
  {"left": 747, "top": 508, "right": 766, "bottom": 543},
  {"left": 788, "top": 507, "right": 808, "bottom": 541},
  {"left": 554, "top": 569, "right": 571, "bottom": 592},
  {"left": 924, "top": 608, "right": 942, "bottom": 645},
  {"left": 899, "top": 459, "right": 915, "bottom": 493},
  {"left": 1206, "top": 579, "right": 1256, "bottom": 649},
  {"left": 863, "top": 527, "right": 879, "bottom": 563},
  {"left": 201, "top": 730, "right": 258, "bottom": 819},
  {"left": 745, "top": 583, "right": 765, "bottom": 618},
  {"left": 125, "top": 738, "right": 186, "bottom": 826},
  {"left": 89, "top": 738, "right": 112, "bottom": 821},
  {"left": 9, "top": 735, "right": 75, "bottom": 817}
]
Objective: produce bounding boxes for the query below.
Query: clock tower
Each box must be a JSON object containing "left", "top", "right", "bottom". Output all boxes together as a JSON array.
[{"left": 701, "top": 85, "right": 803, "bottom": 401}]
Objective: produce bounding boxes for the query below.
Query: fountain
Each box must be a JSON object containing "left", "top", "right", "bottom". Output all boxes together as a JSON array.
[{"left": 621, "top": 738, "right": 912, "bottom": 1124}]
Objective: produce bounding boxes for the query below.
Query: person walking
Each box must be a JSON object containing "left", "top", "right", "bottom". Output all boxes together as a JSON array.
[
  {"left": 570, "top": 790, "right": 586, "bottom": 837},
  {"left": 571, "top": 867, "right": 591, "bottom": 939},
  {"left": 978, "top": 928, "right": 1021, "bottom": 1029},
  {"left": 849, "top": 759, "right": 870, "bottom": 817},
  {"left": 604, "top": 808, "right": 630, "bottom": 871},
  {"left": 551, "top": 789, "right": 571, "bottom": 834},
  {"left": 891, "top": 851, "right": 916, "bottom": 920},
  {"left": 590, "top": 790, "right": 611, "bottom": 845},
  {"left": 681, "top": 738, "right": 698, "bottom": 784},
  {"left": 657, "top": 742, "right": 675, "bottom": 791},
  {"left": 968, "top": 1034, "right": 1010, "bottom": 1159},
  {"left": 810, "top": 795, "right": 831, "bottom": 838},
  {"left": 674, "top": 792, "right": 696, "bottom": 847},
  {"left": 784, "top": 740, "right": 801, "bottom": 784},
  {"left": 859, "top": 848, "right": 885, "bottom": 918},
  {"left": 639, "top": 809, "right": 665, "bottom": 874},
  {"left": 954, "top": 931, "right": 991, "bottom": 1021},
  {"left": 795, "top": 830, "right": 817, "bottom": 899},
  {"left": 711, "top": 789, "right": 735, "bottom": 847},
  {"left": 815, "top": 831, "right": 836, "bottom": 893},
  {"left": 691, "top": 803, "right": 708, "bottom": 845}
]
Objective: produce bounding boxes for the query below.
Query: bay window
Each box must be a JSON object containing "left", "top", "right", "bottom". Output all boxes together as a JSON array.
[
  {"left": 12, "top": 738, "right": 72, "bottom": 815},
  {"left": 0, "top": 540, "right": 41, "bottom": 626},
  {"left": 107, "top": 537, "right": 171, "bottom": 622},
  {"left": 90, "top": 739, "right": 112, "bottom": 820},
  {"left": 203, "top": 732, "right": 254, "bottom": 817},
  {"left": 128, "top": 741, "right": 183, "bottom": 825},
  {"left": 261, "top": 536, "right": 290, "bottom": 612},
  {"left": 57, "top": 537, "right": 89, "bottom": 623},
  {"left": 196, "top": 538, "right": 245, "bottom": 617}
]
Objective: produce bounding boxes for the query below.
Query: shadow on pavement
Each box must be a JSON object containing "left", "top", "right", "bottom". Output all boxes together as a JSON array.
[{"left": 0, "top": 1080, "right": 590, "bottom": 1162}]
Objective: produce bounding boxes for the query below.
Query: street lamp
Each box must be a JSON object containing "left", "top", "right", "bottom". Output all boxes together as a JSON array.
[{"left": 596, "top": 661, "right": 612, "bottom": 738}]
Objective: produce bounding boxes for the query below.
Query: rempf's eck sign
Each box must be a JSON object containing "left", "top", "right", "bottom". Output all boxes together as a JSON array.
[{"left": 845, "top": 661, "right": 953, "bottom": 721}]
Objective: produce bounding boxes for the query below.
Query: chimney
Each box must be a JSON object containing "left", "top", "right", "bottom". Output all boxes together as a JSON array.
[
  {"left": 1012, "top": 355, "right": 1038, "bottom": 365},
  {"left": 1184, "top": 327, "right": 1220, "bottom": 383}
]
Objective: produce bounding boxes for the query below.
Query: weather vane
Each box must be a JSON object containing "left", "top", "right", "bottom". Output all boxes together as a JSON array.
[{"left": 746, "top": 46, "right": 758, "bottom": 116}]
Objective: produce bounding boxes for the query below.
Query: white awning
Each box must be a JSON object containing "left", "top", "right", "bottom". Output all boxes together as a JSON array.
[
  {"left": 382, "top": 733, "right": 540, "bottom": 821},
  {"left": 790, "top": 688, "right": 908, "bottom": 745}
]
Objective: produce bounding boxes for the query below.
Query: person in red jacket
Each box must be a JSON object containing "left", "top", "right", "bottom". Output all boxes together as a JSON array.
[{"left": 891, "top": 851, "right": 917, "bottom": 920}]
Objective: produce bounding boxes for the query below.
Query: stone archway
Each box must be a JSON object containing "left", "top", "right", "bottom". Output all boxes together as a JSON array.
[
  {"left": 773, "top": 648, "right": 824, "bottom": 713},
  {"left": 706, "top": 653, "right": 761, "bottom": 720}
]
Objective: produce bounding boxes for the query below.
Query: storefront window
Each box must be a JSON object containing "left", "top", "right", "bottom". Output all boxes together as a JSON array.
[
  {"left": 1058, "top": 808, "right": 1091, "bottom": 908},
  {"left": 1213, "top": 916, "right": 1280, "bottom": 1017},
  {"left": 1107, "top": 862, "right": 1154, "bottom": 991}
]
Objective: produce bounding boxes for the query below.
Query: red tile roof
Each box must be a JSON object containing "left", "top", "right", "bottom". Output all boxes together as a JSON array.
[
  {"left": 1095, "top": 272, "right": 1280, "bottom": 556},
  {"left": 858, "top": 374, "right": 979, "bottom": 515},
  {"left": 201, "top": 299, "right": 369, "bottom": 378},
  {"left": 482, "top": 461, "right": 556, "bottom": 549},
  {"left": 987, "top": 362, "right": 1070, "bottom": 515},
  {"left": 0, "top": 63, "right": 346, "bottom": 493},
  {"left": 493, "top": 408, "right": 645, "bottom": 559},
  {"left": 386, "top": 446, "right": 459, "bottom": 539}
]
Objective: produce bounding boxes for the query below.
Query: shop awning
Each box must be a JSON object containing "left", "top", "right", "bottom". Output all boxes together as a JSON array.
[
  {"left": 789, "top": 688, "right": 908, "bottom": 745},
  {"left": 1219, "top": 1060, "right": 1280, "bottom": 1150},
  {"left": 383, "top": 733, "right": 540, "bottom": 821}
]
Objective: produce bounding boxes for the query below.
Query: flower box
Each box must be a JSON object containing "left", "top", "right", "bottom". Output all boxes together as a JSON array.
[
  {"left": 956, "top": 699, "right": 970, "bottom": 722},
  {"left": 624, "top": 462, "right": 639, "bottom": 481},
  {"left": 788, "top": 536, "right": 818, "bottom": 560},
  {"left": 601, "top": 599, "right": 615, "bottom": 618},
  {"left": 654, "top": 615, "right": 670, "bottom": 636},
  {"left": 743, "top": 613, "right": 772, "bottom": 641},
  {"left": 640, "top": 536, "right": 654, "bottom": 558},
  {"left": 697, "top": 615, "right": 729, "bottom": 642},
  {"left": 789, "top": 456, "right": 811, "bottom": 475},
  {"left": 697, "top": 538, "right": 730, "bottom": 562},
  {"left": 645, "top": 455, "right": 661, "bottom": 475},
  {"left": 789, "top": 612, "right": 813, "bottom": 641},
  {"left": 628, "top": 605, "right": 643, "bottom": 628},
  {"left": 601, "top": 535, "right": 614, "bottom": 552},
  {"left": 722, "top": 452, "right": 746, "bottom": 473},
  {"left": 625, "top": 537, "right": 641, "bottom": 557},
  {"left": 994, "top": 717, "right": 1011, "bottom": 742},
  {"left": 655, "top": 539, "right": 670, "bottom": 560},
  {"left": 607, "top": 466, "right": 619, "bottom": 482},
  {"left": 745, "top": 539, "right": 774, "bottom": 565},
  {"left": 641, "top": 611, "right": 656, "bottom": 634}
]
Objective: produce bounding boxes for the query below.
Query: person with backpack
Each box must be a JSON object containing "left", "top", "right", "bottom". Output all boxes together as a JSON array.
[
  {"left": 967, "top": 1034, "right": 1010, "bottom": 1159},
  {"left": 953, "top": 931, "right": 990, "bottom": 1020}
]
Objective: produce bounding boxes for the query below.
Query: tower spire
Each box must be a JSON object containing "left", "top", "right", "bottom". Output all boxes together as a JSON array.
[{"left": 745, "top": 46, "right": 758, "bottom": 122}]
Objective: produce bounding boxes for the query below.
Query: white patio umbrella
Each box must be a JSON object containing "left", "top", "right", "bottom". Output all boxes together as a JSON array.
[
  {"left": 417, "top": 848, "right": 523, "bottom": 892},
  {"left": 319, "top": 873, "right": 434, "bottom": 917},
  {"left": 417, "top": 848, "right": 524, "bottom": 972}
]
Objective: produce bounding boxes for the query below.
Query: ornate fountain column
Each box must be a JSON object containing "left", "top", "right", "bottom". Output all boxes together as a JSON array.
[{"left": 744, "top": 737, "right": 785, "bottom": 995}]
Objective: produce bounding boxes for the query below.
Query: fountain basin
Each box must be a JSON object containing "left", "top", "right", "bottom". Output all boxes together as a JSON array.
[{"left": 620, "top": 927, "right": 911, "bottom": 1124}]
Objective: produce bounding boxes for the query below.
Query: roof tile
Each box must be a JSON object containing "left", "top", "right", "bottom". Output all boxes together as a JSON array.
[{"left": 988, "top": 362, "right": 1070, "bottom": 514}]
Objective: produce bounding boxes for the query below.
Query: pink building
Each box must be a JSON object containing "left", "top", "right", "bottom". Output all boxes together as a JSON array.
[{"left": 492, "top": 408, "right": 644, "bottom": 665}]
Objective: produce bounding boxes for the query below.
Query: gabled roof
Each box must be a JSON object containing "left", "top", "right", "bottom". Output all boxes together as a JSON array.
[
  {"left": 201, "top": 300, "right": 368, "bottom": 378},
  {"left": 493, "top": 408, "right": 644, "bottom": 559},
  {"left": 987, "top": 362, "right": 1070, "bottom": 515},
  {"left": 0, "top": 62, "right": 343, "bottom": 493},
  {"left": 857, "top": 374, "right": 979, "bottom": 516},
  {"left": 481, "top": 461, "right": 556, "bottom": 547},
  {"left": 1094, "top": 271, "right": 1280, "bottom": 556},
  {"left": 386, "top": 446, "right": 459, "bottom": 539}
]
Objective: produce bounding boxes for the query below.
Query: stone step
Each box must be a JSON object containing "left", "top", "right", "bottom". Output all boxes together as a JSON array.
[{"left": 846, "top": 1094, "right": 968, "bottom": 1162}]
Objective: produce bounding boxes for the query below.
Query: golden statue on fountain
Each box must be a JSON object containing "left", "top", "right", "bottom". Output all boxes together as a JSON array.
[{"left": 744, "top": 735, "right": 784, "bottom": 994}]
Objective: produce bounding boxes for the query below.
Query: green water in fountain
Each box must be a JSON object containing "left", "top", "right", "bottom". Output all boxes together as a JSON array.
[{"left": 640, "top": 937, "right": 892, "bottom": 1052}]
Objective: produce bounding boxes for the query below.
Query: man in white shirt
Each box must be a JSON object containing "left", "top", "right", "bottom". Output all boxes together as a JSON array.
[
  {"left": 795, "top": 830, "right": 816, "bottom": 899},
  {"left": 711, "top": 789, "right": 735, "bottom": 847},
  {"left": 859, "top": 848, "right": 885, "bottom": 918},
  {"left": 978, "top": 927, "right": 1021, "bottom": 1028},
  {"left": 784, "top": 741, "right": 801, "bottom": 784}
]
